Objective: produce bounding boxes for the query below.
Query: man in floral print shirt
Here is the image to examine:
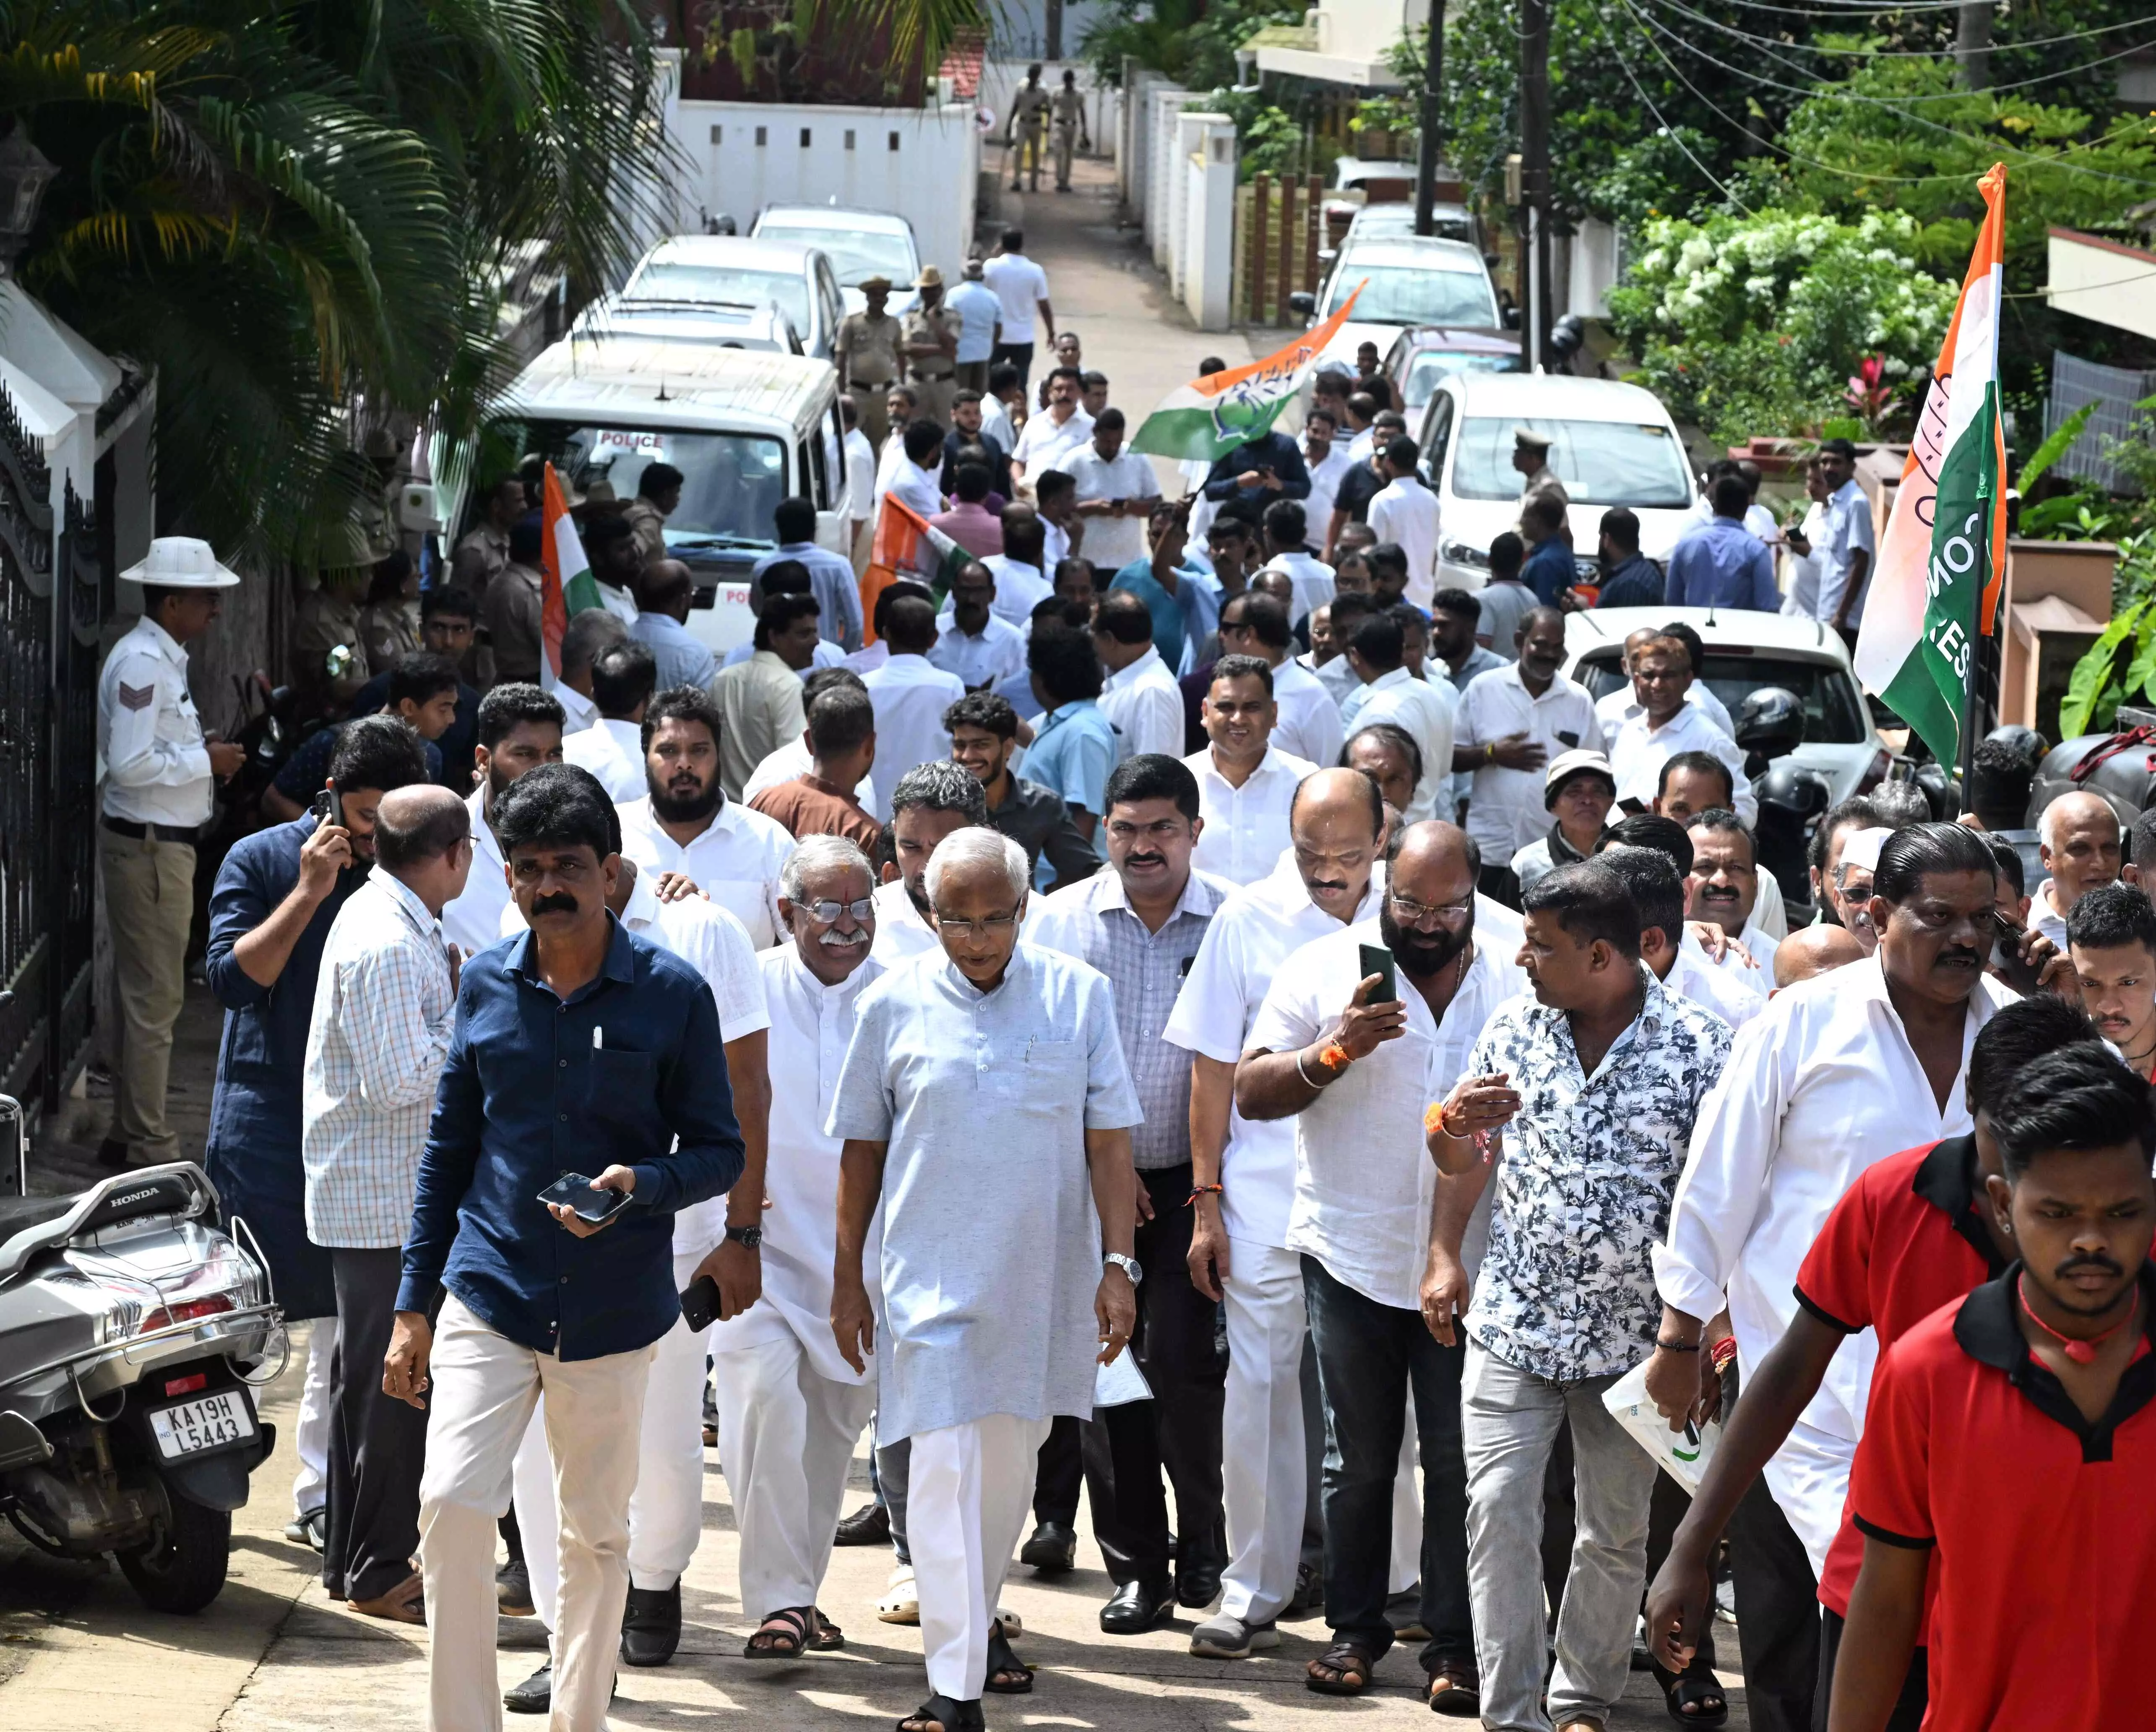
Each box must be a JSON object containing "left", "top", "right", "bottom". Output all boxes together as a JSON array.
[{"left": 1424, "top": 858, "right": 1731, "bottom": 1732}]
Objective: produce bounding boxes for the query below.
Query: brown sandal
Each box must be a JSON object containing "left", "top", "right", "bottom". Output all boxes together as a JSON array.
[
  {"left": 1427, "top": 1659, "right": 1479, "bottom": 1714},
  {"left": 1306, "top": 1638, "right": 1378, "bottom": 1694}
]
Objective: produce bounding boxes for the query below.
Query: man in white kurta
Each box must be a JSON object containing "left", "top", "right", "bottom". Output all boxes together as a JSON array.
[{"left": 829, "top": 829, "right": 1143, "bottom": 1721}]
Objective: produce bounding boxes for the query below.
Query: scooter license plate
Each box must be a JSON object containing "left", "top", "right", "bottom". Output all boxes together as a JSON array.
[{"left": 147, "top": 1390, "right": 257, "bottom": 1460}]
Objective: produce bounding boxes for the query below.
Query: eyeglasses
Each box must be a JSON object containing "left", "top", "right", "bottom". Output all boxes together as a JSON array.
[
  {"left": 803, "top": 897, "right": 875, "bottom": 923},
  {"left": 1388, "top": 890, "right": 1474, "bottom": 927},
  {"left": 935, "top": 911, "right": 1020, "bottom": 940}
]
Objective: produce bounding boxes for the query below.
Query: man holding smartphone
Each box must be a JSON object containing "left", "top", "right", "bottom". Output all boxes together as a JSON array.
[{"left": 384, "top": 764, "right": 744, "bottom": 1732}]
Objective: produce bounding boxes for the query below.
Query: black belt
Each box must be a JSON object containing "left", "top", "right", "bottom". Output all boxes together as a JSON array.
[
  {"left": 103, "top": 816, "right": 199, "bottom": 844},
  {"left": 852, "top": 378, "right": 896, "bottom": 392}
]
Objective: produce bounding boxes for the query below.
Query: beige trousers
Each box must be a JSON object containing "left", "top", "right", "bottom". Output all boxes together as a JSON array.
[
  {"left": 417, "top": 1296, "right": 653, "bottom": 1732},
  {"left": 97, "top": 826, "right": 194, "bottom": 1158}
]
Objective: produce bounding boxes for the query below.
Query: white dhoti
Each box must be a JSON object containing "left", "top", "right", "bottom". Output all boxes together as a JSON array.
[
  {"left": 1219, "top": 1238, "right": 1307, "bottom": 1624},
  {"left": 909, "top": 1414, "right": 1053, "bottom": 1701},
  {"left": 291, "top": 1312, "right": 339, "bottom": 1518}
]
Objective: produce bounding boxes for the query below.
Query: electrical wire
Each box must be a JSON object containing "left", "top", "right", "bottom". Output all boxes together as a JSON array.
[
  {"left": 1634, "top": 0, "right": 2156, "bottom": 59},
  {"left": 1590, "top": 0, "right": 1757, "bottom": 210}
]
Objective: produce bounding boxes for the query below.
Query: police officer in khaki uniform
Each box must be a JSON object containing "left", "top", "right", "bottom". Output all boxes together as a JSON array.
[
  {"left": 1005, "top": 63, "right": 1052, "bottom": 192},
  {"left": 902, "top": 266, "right": 959, "bottom": 428},
  {"left": 97, "top": 537, "right": 246, "bottom": 1168},
  {"left": 836, "top": 276, "right": 905, "bottom": 450},
  {"left": 1050, "top": 70, "right": 1091, "bottom": 191}
]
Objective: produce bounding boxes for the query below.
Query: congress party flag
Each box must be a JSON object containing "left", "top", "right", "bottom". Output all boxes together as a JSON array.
[
  {"left": 538, "top": 461, "right": 604, "bottom": 683},
  {"left": 1853, "top": 164, "right": 2009, "bottom": 772},
  {"left": 1128, "top": 287, "right": 1364, "bottom": 462},
  {"left": 861, "top": 493, "right": 970, "bottom": 643}
]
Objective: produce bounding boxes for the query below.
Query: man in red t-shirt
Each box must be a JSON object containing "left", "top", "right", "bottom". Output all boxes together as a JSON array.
[
  {"left": 1645, "top": 994, "right": 2101, "bottom": 1727},
  {"left": 1834, "top": 1042, "right": 2156, "bottom": 1732}
]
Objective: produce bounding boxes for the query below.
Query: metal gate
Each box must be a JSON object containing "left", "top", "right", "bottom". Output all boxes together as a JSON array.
[{"left": 51, "top": 481, "right": 102, "bottom": 1096}]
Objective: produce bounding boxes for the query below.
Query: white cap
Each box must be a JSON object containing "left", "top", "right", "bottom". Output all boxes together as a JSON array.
[
  {"left": 1839, "top": 826, "right": 1894, "bottom": 874},
  {"left": 118, "top": 536, "right": 241, "bottom": 589}
]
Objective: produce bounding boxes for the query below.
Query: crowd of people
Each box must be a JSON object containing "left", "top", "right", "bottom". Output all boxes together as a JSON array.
[{"left": 87, "top": 310, "right": 2156, "bottom": 1732}]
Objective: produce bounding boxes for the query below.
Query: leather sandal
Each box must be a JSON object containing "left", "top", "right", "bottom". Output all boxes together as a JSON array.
[
  {"left": 898, "top": 1694, "right": 984, "bottom": 1732},
  {"left": 984, "top": 1617, "right": 1034, "bottom": 1693},
  {"left": 1306, "top": 1638, "right": 1378, "bottom": 1694}
]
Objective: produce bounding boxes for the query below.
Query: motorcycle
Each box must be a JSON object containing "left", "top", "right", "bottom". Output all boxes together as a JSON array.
[{"left": 0, "top": 1109, "right": 284, "bottom": 1614}]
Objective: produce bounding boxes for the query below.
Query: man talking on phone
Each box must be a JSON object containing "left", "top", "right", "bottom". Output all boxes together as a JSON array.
[{"left": 383, "top": 764, "right": 744, "bottom": 1732}]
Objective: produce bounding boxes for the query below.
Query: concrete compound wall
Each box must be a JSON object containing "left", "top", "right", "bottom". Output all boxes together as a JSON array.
[{"left": 1117, "top": 76, "right": 1235, "bottom": 331}]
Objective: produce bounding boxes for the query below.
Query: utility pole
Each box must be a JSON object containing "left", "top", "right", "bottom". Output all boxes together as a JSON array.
[
  {"left": 1954, "top": 0, "right": 1992, "bottom": 89},
  {"left": 1047, "top": 0, "right": 1064, "bottom": 62},
  {"left": 1519, "top": 0, "right": 1552, "bottom": 369},
  {"left": 1412, "top": 0, "right": 1448, "bottom": 237}
]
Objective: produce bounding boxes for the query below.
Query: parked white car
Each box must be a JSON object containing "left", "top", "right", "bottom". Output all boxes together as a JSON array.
[
  {"left": 1562, "top": 605, "right": 1891, "bottom": 804},
  {"left": 1418, "top": 372, "right": 1697, "bottom": 592},
  {"left": 751, "top": 205, "right": 923, "bottom": 315},
  {"left": 618, "top": 235, "right": 845, "bottom": 361},
  {"left": 571, "top": 296, "right": 804, "bottom": 354},
  {"left": 1293, "top": 235, "right": 1505, "bottom": 377}
]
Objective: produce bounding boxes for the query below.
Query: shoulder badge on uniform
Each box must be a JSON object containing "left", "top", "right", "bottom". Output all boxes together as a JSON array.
[{"left": 119, "top": 681, "right": 156, "bottom": 711}]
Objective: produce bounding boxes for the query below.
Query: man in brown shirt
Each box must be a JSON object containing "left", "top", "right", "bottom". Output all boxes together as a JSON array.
[
  {"left": 450, "top": 475, "right": 527, "bottom": 603},
  {"left": 748, "top": 682, "right": 881, "bottom": 850},
  {"left": 482, "top": 518, "right": 546, "bottom": 686}
]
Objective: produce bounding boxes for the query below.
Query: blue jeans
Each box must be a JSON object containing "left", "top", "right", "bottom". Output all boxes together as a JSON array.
[{"left": 1301, "top": 1255, "right": 1474, "bottom": 1666}]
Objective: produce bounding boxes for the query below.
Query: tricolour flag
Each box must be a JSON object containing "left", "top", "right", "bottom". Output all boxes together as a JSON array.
[
  {"left": 539, "top": 461, "right": 604, "bottom": 682},
  {"left": 860, "top": 494, "right": 971, "bottom": 643},
  {"left": 1127, "top": 287, "right": 1364, "bottom": 462},
  {"left": 1854, "top": 164, "right": 2009, "bottom": 772}
]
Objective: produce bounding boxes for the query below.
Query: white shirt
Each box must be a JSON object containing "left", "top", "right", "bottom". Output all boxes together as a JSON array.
[
  {"left": 945, "top": 277, "right": 1000, "bottom": 364},
  {"left": 1184, "top": 744, "right": 1315, "bottom": 886},
  {"left": 1260, "top": 549, "right": 1336, "bottom": 627},
  {"left": 742, "top": 736, "right": 875, "bottom": 811},
  {"left": 560, "top": 717, "right": 646, "bottom": 803},
  {"left": 722, "top": 636, "right": 850, "bottom": 678},
  {"left": 1341, "top": 666, "right": 1457, "bottom": 823},
  {"left": 1251, "top": 923, "right": 1526, "bottom": 1309},
  {"left": 98, "top": 615, "right": 215, "bottom": 826},
  {"left": 1042, "top": 516, "right": 1071, "bottom": 571},
  {"left": 1686, "top": 496, "right": 1780, "bottom": 545},
  {"left": 844, "top": 640, "right": 891, "bottom": 676},
  {"left": 1099, "top": 645, "right": 1184, "bottom": 763},
  {"left": 981, "top": 555, "right": 1052, "bottom": 626},
  {"left": 617, "top": 794, "right": 796, "bottom": 948},
  {"left": 1652, "top": 954, "right": 2015, "bottom": 1568},
  {"left": 1162, "top": 855, "right": 1385, "bottom": 1249},
  {"left": 1367, "top": 475, "right": 1443, "bottom": 608},
  {"left": 1065, "top": 448, "right": 1161, "bottom": 570},
  {"left": 1452, "top": 664, "right": 1601, "bottom": 861},
  {"left": 1663, "top": 942, "right": 1760, "bottom": 1029},
  {"left": 1781, "top": 500, "right": 1828, "bottom": 621},
  {"left": 981, "top": 251, "right": 1050, "bottom": 343},
  {"left": 881, "top": 454, "right": 943, "bottom": 521},
  {"left": 1305, "top": 444, "right": 1354, "bottom": 538},
  {"left": 980, "top": 396, "right": 1017, "bottom": 455},
  {"left": 845, "top": 427, "right": 878, "bottom": 524},
  {"left": 930, "top": 612, "right": 1027, "bottom": 690},
  {"left": 2032, "top": 878, "right": 2070, "bottom": 953},
  {"left": 862, "top": 654, "right": 967, "bottom": 820},
  {"left": 1608, "top": 703, "right": 1758, "bottom": 826},
  {"left": 594, "top": 580, "right": 638, "bottom": 625},
  {"left": 1011, "top": 407, "right": 1096, "bottom": 477},
  {"left": 709, "top": 945, "right": 882, "bottom": 1380},
  {"left": 555, "top": 681, "right": 599, "bottom": 736},
  {"left": 1268, "top": 656, "right": 1344, "bottom": 769},
  {"left": 1816, "top": 478, "right": 1877, "bottom": 626},
  {"left": 1595, "top": 681, "right": 1736, "bottom": 746},
  {"left": 442, "top": 786, "right": 511, "bottom": 959}
]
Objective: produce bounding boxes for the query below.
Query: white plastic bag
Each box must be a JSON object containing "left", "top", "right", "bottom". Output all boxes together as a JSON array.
[{"left": 1601, "top": 1358, "right": 1720, "bottom": 1493}]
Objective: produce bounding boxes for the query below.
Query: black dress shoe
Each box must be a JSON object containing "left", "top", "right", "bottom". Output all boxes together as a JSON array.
[
  {"left": 1175, "top": 1526, "right": 1226, "bottom": 1608},
  {"left": 496, "top": 1557, "right": 534, "bottom": 1617},
  {"left": 1019, "top": 1521, "right": 1077, "bottom": 1574},
  {"left": 503, "top": 1662, "right": 552, "bottom": 1714},
  {"left": 833, "top": 1500, "right": 893, "bottom": 1547},
  {"left": 1099, "top": 1577, "right": 1175, "bottom": 1633},
  {"left": 621, "top": 1582, "right": 681, "bottom": 1666}
]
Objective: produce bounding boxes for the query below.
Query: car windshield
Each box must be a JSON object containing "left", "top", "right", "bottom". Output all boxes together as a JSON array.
[
  {"left": 758, "top": 224, "right": 914, "bottom": 286},
  {"left": 623, "top": 263, "right": 811, "bottom": 335},
  {"left": 1351, "top": 207, "right": 1474, "bottom": 244},
  {"left": 1323, "top": 263, "right": 1496, "bottom": 327},
  {"left": 506, "top": 421, "right": 789, "bottom": 548},
  {"left": 1573, "top": 652, "right": 1872, "bottom": 745},
  {"left": 1400, "top": 348, "right": 1513, "bottom": 406},
  {"left": 1450, "top": 415, "right": 1692, "bottom": 508}
]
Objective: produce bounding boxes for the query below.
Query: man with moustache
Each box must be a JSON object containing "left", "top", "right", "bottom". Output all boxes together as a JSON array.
[
  {"left": 1184, "top": 656, "right": 1315, "bottom": 888},
  {"left": 2065, "top": 883, "right": 2156, "bottom": 1078},
  {"left": 870, "top": 760, "right": 991, "bottom": 965},
  {"left": 1030, "top": 756, "right": 1234, "bottom": 1630},
  {"left": 2029, "top": 788, "right": 2123, "bottom": 952},
  {"left": 1163, "top": 768, "right": 1390, "bottom": 1659},
  {"left": 1687, "top": 808, "right": 1781, "bottom": 963},
  {"left": 1807, "top": 797, "right": 1884, "bottom": 932},
  {"left": 441, "top": 687, "right": 568, "bottom": 957},
  {"left": 1237, "top": 821, "right": 1526, "bottom": 1711}
]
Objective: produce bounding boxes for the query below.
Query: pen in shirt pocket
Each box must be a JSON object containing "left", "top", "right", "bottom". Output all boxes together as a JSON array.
[{"left": 593, "top": 1027, "right": 603, "bottom": 1051}]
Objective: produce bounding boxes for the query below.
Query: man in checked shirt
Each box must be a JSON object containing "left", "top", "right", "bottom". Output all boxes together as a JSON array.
[{"left": 301, "top": 785, "right": 474, "bottom": 1622}]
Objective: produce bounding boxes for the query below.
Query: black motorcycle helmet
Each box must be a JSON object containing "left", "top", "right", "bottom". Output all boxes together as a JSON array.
[{"left": 1735, "top": 687, "right": 1805, "bottom": 764}]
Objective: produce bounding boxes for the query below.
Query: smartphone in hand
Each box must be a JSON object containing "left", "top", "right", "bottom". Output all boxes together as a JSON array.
[
  {"left": 536, "top": 1173, "right": 633, "bottom": 1225},
  {"left": 310, "top": 781, "right": 344, "bottom": 830},
  {"left": 679, "top": 1275, "right": 722, "bottom": 1331},
  {"left": 1357, "top": 942, "right": 1399, "bottom": 1005}
]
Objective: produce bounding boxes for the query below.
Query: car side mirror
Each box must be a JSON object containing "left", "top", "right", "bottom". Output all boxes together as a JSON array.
[{"left": 1288, "top": 292, "right": 1316, "bottom": 319}]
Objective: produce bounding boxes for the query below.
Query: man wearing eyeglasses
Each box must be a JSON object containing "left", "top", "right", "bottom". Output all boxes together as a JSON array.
[
  {"left": 1238, "top": 819, "right": 1527, "bottom": 1713},
  {"left": 1604, "top": 634, "right": 1755, "bottom": 826},
  {"left": 832, "top": 826, "right": 1143, "bottom": 1732}
]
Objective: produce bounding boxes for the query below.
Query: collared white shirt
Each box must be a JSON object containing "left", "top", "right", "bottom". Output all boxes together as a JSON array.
[
  {"left": 617, "top": 793, "right": 795, "bottom": 948},
  {"left": 1011, "top": 406, "right": 1096, "bottom": 476},
  {"left": 1305, "top": 443, "right": 1354, "bottom": 538},
  {"left": 1686, "top": 926, "right": 1771, "bottom": 1003},
  {"left": 1453, "top": 663, "right": 1601, "bottom": 861},
  {"left": 981, "top": 554, "right": 1052, "bottom": 626},
  {"left": 1367, "top": 475, "right": 1442, "bottom": 608},
  {"left": 1653, "top": 953, "right": 2016, "bottom": 1568},
  {"left": 880, "top": 455, "right": 943, "bottom": 522},
  {"left": 1259, "top": 549, "right": 1337, "bottom": 627},
  {"left": 555, "top": 681, "right": 599, "bottom": 736},
  {"left": 442, "top": 785, "right": 510, "bottom": 959},
  {"left": 722, "top": 636, "right": 849, "bottom": 678},
  {"left": 1099, "top": 644, "right": 1184, "bottom": 763},
  {"left": 979, "top": 395, "right": 1016, "bottom": 454},
  {"left": 1305, "top": 649, "right": 1362, "bottom": 712},
  {"left": 561, "top": 716, "right": 647, "bottom": 803},
  {"left": 1664, "top": 941, "right": 1760, "bottom": 1029},
  {"left": 98, "top": 615, "right": 215, "bottom": 826},
  {"left": 1816, "top": 478, "right": 1876, "bottom": 626},
  {"left": 1608, "top": 703, "right": 1758, "bottom": 826},
  {"left": 2031, "top": 878, "right": 2070, "bottom": 953},
  {"left": 1268, "top": 655, "right": 1344, "bottom": 769},
  {"left": 844, "top": 639, "right": 891, "bottom": 676},
  {"left": 1251, "top": 923, "right": 1526, "bottom": 1310},
  {"left": 710, "top": 945, "right": 885, "bottom": 1382},
  {"left": 862, "top": 653, "right": 967, "bottom": 821},
  {"left": 929, "top": 612, "right": 1028, "bottom": 690},
  {"left": 1595, "top": 681, "right": 1735, "bottom": 745},
  {"left": 869, "top": 875, "right": 941, "bottom": 968},
  {"left": 846, "top": 427, "right": 879, "bottom": 525},
  {"left": 743, "top": 737, "right": 875, "bottom": 811},
  {"left": 1184, "top": 743, "right": 1315, "bottom": 887},
  {"left": 1042, "top": 516, "right": 1072, "bottom": 571},
  {"left": 1341, "top": 666, "right": 1457, "bottom": 823},
  {"left": 1065, "top": 448, "right": 1161, "bottom": 570},
  {"left": 1162, "top": 855, "right": 1386, "bottom": 1249},
  {"left": 1685, "top": 496, "right": 1781, "bottom": 544},
  {"left": 302, "top": 870, "right": 456, "bottom": 1248}
]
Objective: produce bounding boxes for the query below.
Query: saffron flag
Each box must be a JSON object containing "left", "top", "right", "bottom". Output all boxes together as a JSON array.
[
  {"left": 539, "top": 462, "right": 604, "bottom": 682},
  {"left": 1127, "top": 288, "right": 1364, "bottom": 462},
  {"left": 860, "top": 494, "right": 971, "bottom": 643},
  {"left": 1853, "top": 164, "right": 2009, "bottom": 771}
]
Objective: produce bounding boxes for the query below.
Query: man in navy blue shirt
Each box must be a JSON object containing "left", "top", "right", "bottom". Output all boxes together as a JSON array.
[
  {"left": 206, "top": 715, "right": 431, "bottom": 1544},
  {"left": 1521, "top": 493, "right": 1579, "bottom": 608},
  {"left": 1200, "top": 428, "right": 1312, "bottom": 514},
  {"left": 385, "top": 764, "right": 743, "bottom": 1732}
]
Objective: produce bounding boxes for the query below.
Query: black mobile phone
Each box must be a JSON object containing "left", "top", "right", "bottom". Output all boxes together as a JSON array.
[
  {"left": 310, "top": 781, "right": 343, "bottom": 830},
  {"left": 1991, "top": 908, "right": 2044, "bottom": 994},
  {"left": 536, "top": 1173, "right": 633, "bottom": 1225},
  {"left": 679, "top": 1275, "right": 721, "bottom": 1331},
  {"left": 1357, "top": 942, "right": 1398, "bottom": 1005}
]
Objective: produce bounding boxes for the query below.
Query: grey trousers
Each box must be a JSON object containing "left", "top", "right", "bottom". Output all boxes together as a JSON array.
[{"left": 1461, "top": 1344, "right": 1655, "bottom": 1732}]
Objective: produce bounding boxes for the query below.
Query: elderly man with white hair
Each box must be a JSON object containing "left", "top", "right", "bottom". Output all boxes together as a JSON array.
[
  {"left": 830, "top": 827, "right": 1144, "bottom": 1732},
  {"left": 2028, "top": 788, "right": 2122, "bottom": 951}
]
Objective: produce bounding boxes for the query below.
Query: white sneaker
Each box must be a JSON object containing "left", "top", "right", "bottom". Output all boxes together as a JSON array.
[
  {"left": 1189, "top": 1612, "right": 1280, "bottom": 1659},
  {"left": 878, "top": 1566, "right": 920, "bottom": 1625}
]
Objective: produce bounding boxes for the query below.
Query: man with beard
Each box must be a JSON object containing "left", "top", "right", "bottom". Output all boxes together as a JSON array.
[
  {"left": 1424, "top": 858, "right": 1730, "bottom": 1732},
  {"left": 438, "top": 685, "right": 566, "bottom": 956},
  {"left": 1238, "top": 820, "right": 1526, "bottom": 1711},
  {"left": 618, "top": 686, "right": 797, "bottom": 948},
  {"left": 1645, "top": 823, "right": 2018, "bottom": 1732},
  {"left": 1030, "top": 756, "right": 1234, "bottom": 1632},
  {"left": 1807, "top": 797, "right": 1885, "bottom": 933},
  {"left": 2065, "top": 882, "right": 2156, "bottom": 1080},
  {"left": 870, "top": 760, "right": 991, "bottom": 967},
  {"left": 1162, "top": 768, "right": 1389, "bottom": 1659}
]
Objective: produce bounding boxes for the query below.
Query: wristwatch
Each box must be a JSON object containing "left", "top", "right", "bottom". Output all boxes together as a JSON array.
[
  {"left": 1103, "top": 1252, "right": 1142, "bottom": 1285},
  {"left": 724, "top": 1224, "right": 763, "bottom": 1249}
]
